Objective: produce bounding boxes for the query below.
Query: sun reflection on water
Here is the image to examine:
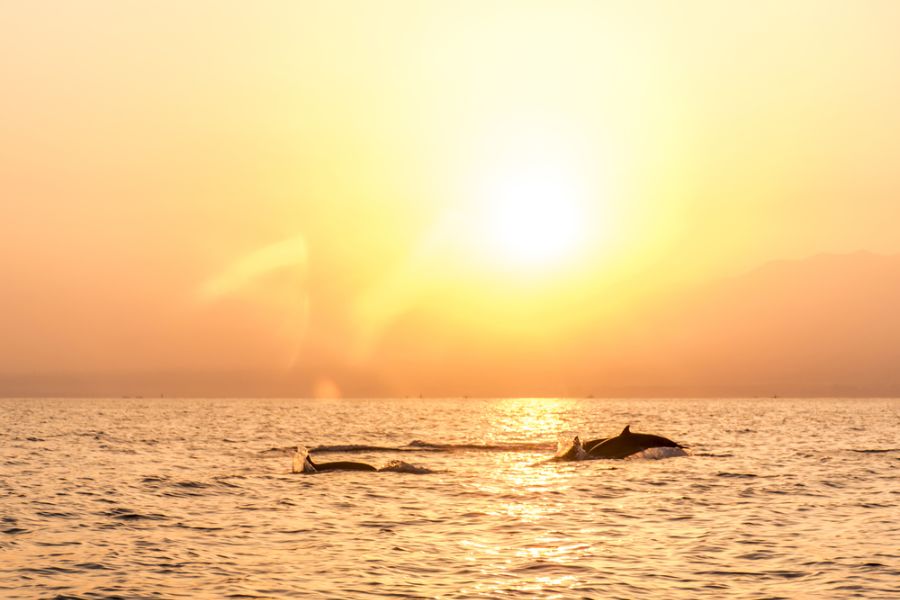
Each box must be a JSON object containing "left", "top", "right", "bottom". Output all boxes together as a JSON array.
[
  {"left": 481, "top": 397, "right": 586, "bottom": 491},
  {"left": 490, "top": 397, "right": 573, "bottom": 435},
  {"left": 453, "top": 397, "right": 604, "bottom": 596}
]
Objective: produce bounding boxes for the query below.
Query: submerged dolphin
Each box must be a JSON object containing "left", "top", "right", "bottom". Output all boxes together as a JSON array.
[
  {"left": 292, "top": 447, "right": 377, "bottom": 473},
  {"left": 584, "top": 425, "right": 682, "bottom": 459}
]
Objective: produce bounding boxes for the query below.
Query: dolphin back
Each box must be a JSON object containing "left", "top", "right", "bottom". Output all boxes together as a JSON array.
[
  {"left": 311, "top": 460, "right": 378, "bottom": 472},
  {"left": 586, "top": 426, "right": 682, "bottom": 459},
  {"left": 629, "top": 432, "right": 681, "bottom": 449}
]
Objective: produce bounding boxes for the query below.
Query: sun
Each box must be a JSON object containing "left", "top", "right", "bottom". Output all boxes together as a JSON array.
[{"left": 477, "top": 164, "right": 587, "bottom": 268}]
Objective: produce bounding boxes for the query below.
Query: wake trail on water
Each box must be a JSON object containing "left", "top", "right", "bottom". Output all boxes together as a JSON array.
[
  {"left": 405, "top": 440, "right": 552, "bottom": 452},
  {"left": 262, "top": 440, "right": 554, "bottom": 456}
]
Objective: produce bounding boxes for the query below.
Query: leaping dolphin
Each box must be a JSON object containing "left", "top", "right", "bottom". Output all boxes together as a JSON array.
[{"left": 584, "top": 425, "right": 683, "bottom": 459}]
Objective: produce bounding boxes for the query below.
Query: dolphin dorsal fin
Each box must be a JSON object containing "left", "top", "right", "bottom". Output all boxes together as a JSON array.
[{"left": 621, "top": 425, "right": 631, "bottom": 435}]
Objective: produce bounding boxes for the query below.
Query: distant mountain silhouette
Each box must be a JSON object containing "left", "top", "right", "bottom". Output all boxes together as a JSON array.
[{"left": 625, "top": 251, "right": 900, "bottom": 396}]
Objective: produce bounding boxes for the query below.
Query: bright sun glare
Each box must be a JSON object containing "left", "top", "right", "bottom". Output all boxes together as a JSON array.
[{"left": 479, "top": 164, "right": 586, "bottom": 268}]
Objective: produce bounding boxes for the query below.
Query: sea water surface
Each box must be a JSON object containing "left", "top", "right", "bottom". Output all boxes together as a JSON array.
[{"left": 1, "top": 397, "right": 897, "bottom": 599}]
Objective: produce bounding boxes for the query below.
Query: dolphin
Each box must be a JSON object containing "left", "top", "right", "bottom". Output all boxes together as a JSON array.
[
  {"left": 292, "top": 447, "right": 377, "bottom": 473},
  {"left": 584, "top": 425, "right": 682, "bottom": 459}
]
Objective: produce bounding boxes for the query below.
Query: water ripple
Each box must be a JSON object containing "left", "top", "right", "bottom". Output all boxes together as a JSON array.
[{"left": 1, "top": 397, "right": 897, "bottom": 599}]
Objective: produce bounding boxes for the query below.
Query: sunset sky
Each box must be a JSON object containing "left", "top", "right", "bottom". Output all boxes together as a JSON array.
[{"left": 3, "top": 1, "right": 900, "bottom": 397}]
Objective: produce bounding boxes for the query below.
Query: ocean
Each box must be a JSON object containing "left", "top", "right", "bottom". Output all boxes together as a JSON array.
[{"left": 1, "top": 397, "right": 897, "bottom": 599}]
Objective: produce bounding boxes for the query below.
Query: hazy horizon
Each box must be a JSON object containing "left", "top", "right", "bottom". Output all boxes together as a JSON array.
[
  {"left": 4, "top": 249, "right": 900, "bottom": 399},
  {"left": 4, "top": 2, "right": 900, "bottom": 398}
]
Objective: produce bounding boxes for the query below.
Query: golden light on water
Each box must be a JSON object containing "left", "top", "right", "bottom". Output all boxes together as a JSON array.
[
  {"left": 489, "top": 397, "right": 573, "bottom": 438},
  {"left": 456, "top": 398, "right": 616, "bottom": 597},
  {"left": 478, "top": 398, "right": 584, "bottom": 494}
]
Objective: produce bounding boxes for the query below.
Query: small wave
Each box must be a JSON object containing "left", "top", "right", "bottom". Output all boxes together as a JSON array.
[
  {"left": 74, "top": 430, "right": 106, "bottom": 437},
  {"left": 98, "top": 444, "right": 138, "bottom": 454},
  {"left": 212, "top": 476, "right": 245, "bottom": 489},
  {"left": 174, "top": 480, "right": 212, "bottom": 489},
  {"left": 159, "top": 479, "right": 244, "bottom": 497},
  {"left": 848, "top": 448, "right": 900, "bottom": 454},
  {"left": 20, "top": 566, "right": 78, "bottom": 575},
  {"left": 173, "top": 523, "right": 224, "bottom": 531},
  {"left": 2, "top": 527, "right": 28, "bottom": 535},
  {"left": 511, "top": 561, "right": 594, "bottom": 574},
  {"left": 279, "top": 528, "right": 312, "bottom": 535},
  {"left": 36, "top": 511, "right": 77, "bottom": 519},
  {"left": 717, "top": 472, "right": 758, "bottom": 478},
  {"left": 694, "top": 568, "right": 809, "bottom": 579},
  {"left": 34, "top": 540, "right": 82, "bottom": 547},
  {"left": 74, "top": 562, "right": 111, "bottom": 570},
  {"left": 377, "top": 460, "right": 435, "bottom": 474},
  {"left": 103, "top": 508, "right": 167, "bottom": 521}
]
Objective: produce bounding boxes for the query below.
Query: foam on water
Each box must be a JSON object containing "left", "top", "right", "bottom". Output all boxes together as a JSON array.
[
  {"left": 1, "top": 397, "right": 898, "bottom": 599},
  {"left": 291, "top": 446, "right": 315, "bottom": 474},
  {"left": 627, "top": 446, "right": 689, "bottom": 460},
  {"left": 377, "top": 460, "right": 436, "bottom": 474}
]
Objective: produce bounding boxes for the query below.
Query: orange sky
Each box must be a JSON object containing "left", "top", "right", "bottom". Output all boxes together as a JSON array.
[{"left": 3, "top": 1, "right": 900, "bottom": 397}]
